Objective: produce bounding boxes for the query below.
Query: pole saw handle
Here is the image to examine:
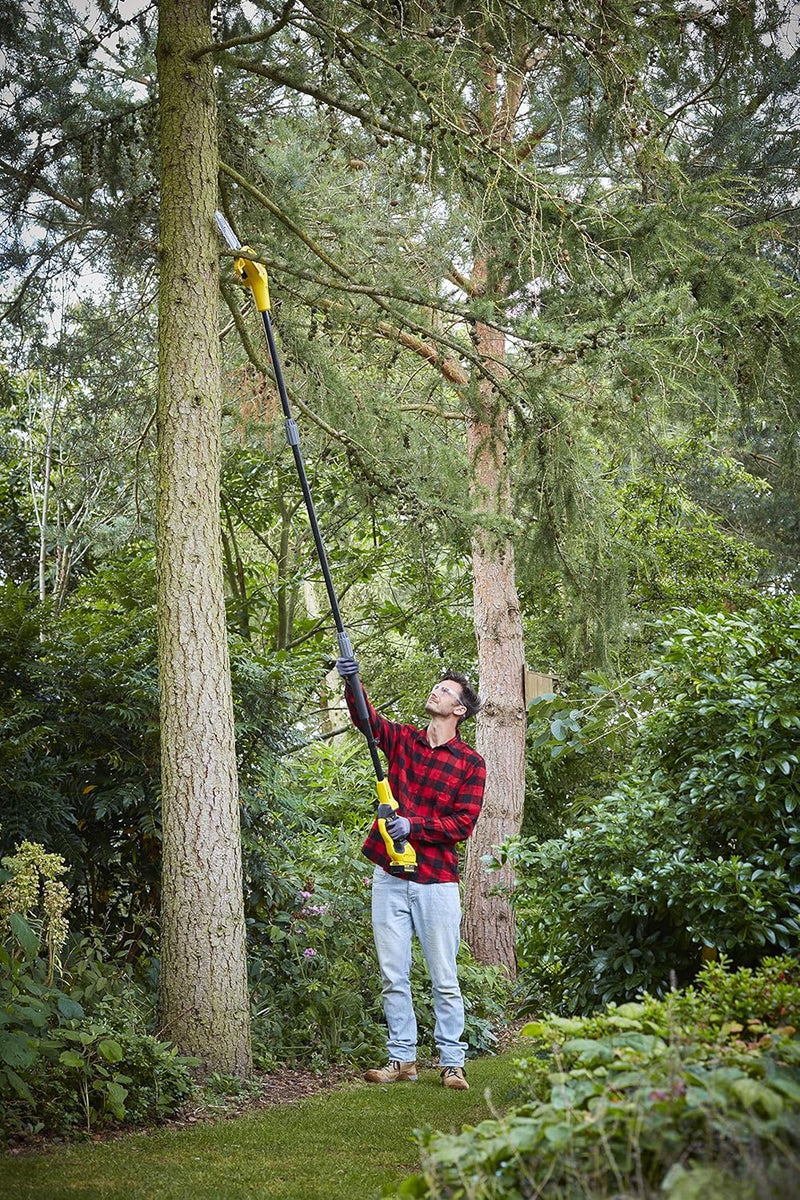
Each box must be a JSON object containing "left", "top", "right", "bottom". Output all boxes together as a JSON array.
[{"left": 341, "top": 641, "right": 417, "bottom": 874}]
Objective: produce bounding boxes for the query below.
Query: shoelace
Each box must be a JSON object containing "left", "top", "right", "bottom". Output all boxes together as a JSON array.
[{"left": 441, "top": 1066, "right": 465, "bottom": 1078}]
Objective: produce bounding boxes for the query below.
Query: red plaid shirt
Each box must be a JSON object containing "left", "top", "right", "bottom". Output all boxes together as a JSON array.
[{"left": 346, "top": 686, "right": 485, "bottom": 883}]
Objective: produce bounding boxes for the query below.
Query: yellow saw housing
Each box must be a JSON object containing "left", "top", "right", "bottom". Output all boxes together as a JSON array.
[{"left": 376, "top": 779, "right": 417, "bottom": 873}]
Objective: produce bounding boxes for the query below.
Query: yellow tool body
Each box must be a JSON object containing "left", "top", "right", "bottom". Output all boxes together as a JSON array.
[
  {"left": 234, "top": 251, "right": 270, "bottom": 312},
  {"left": 215, "top": 211, "right": 416, "bottom": 875},
  {"left": 376, "top": 779, "right": 417, "bottom": 872}
]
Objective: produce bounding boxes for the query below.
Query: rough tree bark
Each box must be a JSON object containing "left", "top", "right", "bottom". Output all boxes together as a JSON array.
[
  {"left": 156, "top": 0, "right": 251, "bottom": 1074},
  {"left": 459, "top": 46, "right": 531, "bottom": 975},
  {"left": 462, "top": 253, "right": 526, "bottom": 976}
]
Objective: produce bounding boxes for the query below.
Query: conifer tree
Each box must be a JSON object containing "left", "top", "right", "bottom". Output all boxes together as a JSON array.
[
  {"left": 1, "top": 0, "right": 252, "bottom": 1072},
  {"left": 156, "top": 0, "right": 251, "bottom": 1074},
  {"left": 2, "top": 0, "right": 798, "bottom": 984},
  {"left": 210, "top": 0, "right": 800, "bottom": 969}
]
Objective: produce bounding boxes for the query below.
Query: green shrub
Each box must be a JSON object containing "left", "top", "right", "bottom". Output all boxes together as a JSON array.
[
  {"left": 0, "top": 562, "right": 296, "bottom": 934},
  {"left": 393, "top": 960, "right": 800, "bottom": 1199},
  {"left": 0, "top": 842, "right": 194, "bottom": 1141},
  {"left": 11, "top": 1020, "right": 193, "bottom": 1135},
  {"left": 508, "top": 601, "right": 800, "bottom": 1012},
  {"left": 0, "top": 928, "right": 194, "bottom": 1139}
]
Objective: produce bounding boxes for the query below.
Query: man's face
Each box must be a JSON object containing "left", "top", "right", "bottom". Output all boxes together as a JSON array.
[{"left": 425, "top": 680, "right": 466, "bottom": 720}]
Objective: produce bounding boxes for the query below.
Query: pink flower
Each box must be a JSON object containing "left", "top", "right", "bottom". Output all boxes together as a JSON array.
[{"left": 303, "top": 947, "right": 317, "bottom": 958}]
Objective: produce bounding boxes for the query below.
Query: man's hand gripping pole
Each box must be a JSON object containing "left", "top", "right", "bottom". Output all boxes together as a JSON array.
[
  {"left": 337, "top": 639, "right": 417, "bottom": 873},
  {"left": 214, "top": 211, "right": 416, "bottom": 873}
]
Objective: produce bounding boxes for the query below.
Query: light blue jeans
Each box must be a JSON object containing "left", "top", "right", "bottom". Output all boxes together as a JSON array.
[{"left": 371, "top": 865, "right": 467, "bottom": 1066}]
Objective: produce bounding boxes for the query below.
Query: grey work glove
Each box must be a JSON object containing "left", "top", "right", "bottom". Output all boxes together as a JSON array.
[
  {"left": 335, "top": 656, "right": 360, "bottom": 680},
  {"left": 385, "top": 814, "right": 411, "bottom": 843}
]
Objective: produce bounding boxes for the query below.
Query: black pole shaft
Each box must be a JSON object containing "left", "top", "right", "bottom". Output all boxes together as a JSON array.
[
  {"left": 262, "top": 311, "right": 344, "bottom": 632},
  {"left": 260, "top": 310, "right": 385, "bottom": 783}
]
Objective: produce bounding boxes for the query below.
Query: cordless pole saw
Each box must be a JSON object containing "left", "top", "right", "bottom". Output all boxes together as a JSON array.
[{"left": 214, "top": 211, "right": 416, "bottom": 875}]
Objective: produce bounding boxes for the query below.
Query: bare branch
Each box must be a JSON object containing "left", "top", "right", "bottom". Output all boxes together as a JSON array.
[{"left": 193, "top": 0, "right": 296, "bottom": 58}]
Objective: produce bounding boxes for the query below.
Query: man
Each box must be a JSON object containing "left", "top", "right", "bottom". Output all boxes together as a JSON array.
[{"left": 337, "top": 659, "right": 485, "bottom": 1091}]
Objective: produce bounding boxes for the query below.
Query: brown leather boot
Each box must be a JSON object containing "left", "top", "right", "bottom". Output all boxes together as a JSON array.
[
  {"left": 440, "top": 1065, "right": 469, "bottom": 1090},
  {"left": 363, "top": 1060, "right": 418, "bottom": 1083}
]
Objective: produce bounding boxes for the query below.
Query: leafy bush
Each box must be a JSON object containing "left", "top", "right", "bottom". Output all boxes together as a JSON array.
[
  {"left": 0, "top": 556, "right": 297, "bottom": 934},
  {"left": 507, "top": 601, "right": 800, "bottom": 1012},
  {"left": 668, "top": 955, "right": 800, "bottom": 1041},
  {"left": 0, "top": 569, "right": 161, "bottom": 930},
  {"left": 0, "top": 930, "right": 195, "bottom": 1139},
  {"left": 393, "top": 960, "right": 800, "bottom": 1199},
  {"left": 0, "top": 842, "right": 194, "bottom": 1141}
]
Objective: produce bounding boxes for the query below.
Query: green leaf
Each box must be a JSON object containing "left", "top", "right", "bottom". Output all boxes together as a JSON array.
[
  {"left": 9, "top": 913, "right": 39, "bottom": 959},
  {"left": 0, "top": 1030, "right": 37, "bottom": 1070},
  {"left": 59, "top": 1049, "right": 85, "bottom": 1069},
  {"left": 615, "top": 1003, "right": 646, "bottom": 1019},
  {"left": 99, "top": 1039, "right": 124, "bottom": 1063},
  {"left": 390, "top": 1176, "right": 429, "bottom": 1198},
  {"left": 730, "top": 1078, "right": 784, "bottom": 1118},
  {"left": 543, "top": 1122, "right": 572, "bottom": 1146},
  {"left": 2, "top": 1064, "right": 34, "bottom": 1102},
  {"left": 609, "top": 1032, "right": 667, "bottom": 1056},
  {"left": 546, "top": 1016, "right": 585, "bottom": 1035},
  {"left": 561, "top": 1038, "right": 616, "bottom": 1066},
  {"left": 521, "top": 1021, "right": 549, "bottom": 1038},
  {"left": 57, "top": 995, "right": 85, "bottom": 1021},
  {"left": 768, "top": 1070, "right": 800, "bottom": 1103},
  {"left": 105, "top": 1079, "right": 128, "bottom": 1118},
  {"left": 662, "top": 1164, "right": 732, "bottom": 1199}
]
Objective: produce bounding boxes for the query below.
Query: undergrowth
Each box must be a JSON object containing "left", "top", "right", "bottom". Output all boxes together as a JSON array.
[{"left": 391, "top": 956, "right": 800, "bottom": 1199}]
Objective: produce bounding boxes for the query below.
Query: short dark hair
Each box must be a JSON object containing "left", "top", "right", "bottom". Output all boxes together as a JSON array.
[{"left": 441, "top": 670, "right": 481, "bottom": 725}]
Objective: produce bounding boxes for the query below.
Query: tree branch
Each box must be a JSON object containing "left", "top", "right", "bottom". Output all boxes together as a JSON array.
[
  {"left": 193, "top": 0, "right": 296, "bottom": 58},
  {"left": 219, "top": 160, "right": 350, "bottom": 278},
  {"left": 0, "top": 158, "right": 86, "bottom": 216},
  {"left": 218, "top": 52, "right": 411, "bottom": 143},
  {"left": 220, "top": 279, "right": 377, "bottom": 454}
]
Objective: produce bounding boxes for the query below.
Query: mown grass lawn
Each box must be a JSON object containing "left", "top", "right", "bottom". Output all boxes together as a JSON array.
[{"left": 2, "top": 1053, "right": 522, "bottom": 1199}]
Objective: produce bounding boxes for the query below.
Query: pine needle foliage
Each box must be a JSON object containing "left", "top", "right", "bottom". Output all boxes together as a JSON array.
[
  {"left": 1, "top": 0, "right": 798, "bottom": 669},
  {"left": 210, "top": 0, "right": 800, "bottom": 661}
]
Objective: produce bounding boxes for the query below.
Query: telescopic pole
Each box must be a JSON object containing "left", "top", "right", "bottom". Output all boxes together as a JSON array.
[{"left": 214, "top": 211, "right": 416, "bottom": 873}]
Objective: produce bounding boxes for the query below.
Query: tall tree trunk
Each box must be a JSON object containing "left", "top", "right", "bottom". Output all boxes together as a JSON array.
[
  {"left": 156, "top": 0, "right": 251, "bottom": 1075},
  {"left": 460, "top": 47, "right": 529, "bottom": 976},
  {"left": 462, "top": 255, "right": 526, "bottom": 976}
]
